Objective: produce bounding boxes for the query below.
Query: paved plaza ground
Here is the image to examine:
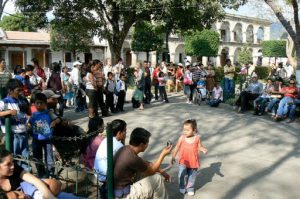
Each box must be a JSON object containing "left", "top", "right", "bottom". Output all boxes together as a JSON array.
[{"left": 65, "top": 91, "right": 300, "bottom": 199}]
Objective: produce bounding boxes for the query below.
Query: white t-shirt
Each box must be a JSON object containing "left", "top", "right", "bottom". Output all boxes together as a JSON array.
[
  {"left": 29, "top": 74, "right": 42, "bottom": 87},
  {"left": 85, "top": 73, "right": 95, "bottom": 90},
  {"left": 213, "top": 86, "right": 223, "bottom": 101},
  {"left": 94, "top": 137, "right": 123, "bottom": 182},
  {"left": 70, "top": 67, "right": 80, "bottom": 85},
  {"left": 284, "top": 65, "right": 294, "bottom": 79}
]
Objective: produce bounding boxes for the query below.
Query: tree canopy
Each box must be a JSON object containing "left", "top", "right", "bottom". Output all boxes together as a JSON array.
[
  {"left": 262, "top": 40, "right": 287, "bottom": 58},
  {"left": 131, "top": 22, "right": 163, "bottom": 61},
  {"left": 16, "top": 0, "right": 246, "bottom": 63},
  {"left": 238, "top": 46, "right": 253, "bottom": 65},
  {"left": 184, "top": 29, "right": 220, "bottom": 57},
  {"left": 0, "top": 12, "right": 37, "bottom": 32}
]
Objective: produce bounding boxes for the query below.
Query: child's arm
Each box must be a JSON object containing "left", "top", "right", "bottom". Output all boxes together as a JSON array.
[
  {"left": 0, "top": 109, "right": 17, "bottom": 117},
  {"left": 198, "top": 136, "right": 208, "bottom": 154},
  {"left": 171, "top": 136, "right": 183, "bottom": 164},
  {"left": 50, "top": 118, "right": 61, "bottom": 129}
]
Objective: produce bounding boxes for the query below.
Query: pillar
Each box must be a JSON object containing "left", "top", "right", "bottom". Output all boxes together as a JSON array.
[
  {"left": 22, "top": 48, "right": 26, "bottom": 67},
  {"left": 43, "top": 48, "right": 46, "bottom": 67},
  {"left": 131, "top": 51, "right": 138, "bottom": 67},
  {"left": 150, "top": 51, "right": 157, "bottom": 67},
  {"left": 230, "top": 31, "right": 235, "bottom": 42},
  {"left": 170, "top": 52, "right": 176, "bottom": 63},
  {"left": 216, "top": 55, "right": 221, "bottom": 67},
  {"left": 202, "top": 57, "right": 208, "bottom": 66}
]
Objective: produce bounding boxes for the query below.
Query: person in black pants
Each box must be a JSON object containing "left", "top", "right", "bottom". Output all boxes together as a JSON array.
[
  {"left": 105, "top": 72, "right": 116, "bottom": 113},
  {"left": 116, "top": 74, "right": 126, "bottom": 112},
  {"left": 143, "top": 61, "right": 152, "bottom": 104}
]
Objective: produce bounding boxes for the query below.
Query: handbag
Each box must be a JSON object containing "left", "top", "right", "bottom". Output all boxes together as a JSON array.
[{"left": 183, "top": 76, "right": 192, "bottom": 85}]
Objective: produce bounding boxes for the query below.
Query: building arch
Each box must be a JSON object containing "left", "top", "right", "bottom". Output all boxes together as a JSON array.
[
  {"left": 233, "top": 47, "right": 241, "bottom": 65},
  {"left": 174, "top": 44, "right": 185, "bottom": 63},
  {"left": 257, "top": 27, "right": 264, "bottom": 43},
  {"left": 246, "top": 25, "right": 254, "bottom": 43},
  {"left": 233, "top": 23, "right": 243, "bottom": 43},
  {"left": 220, "top": 47, "right": 229, "bottom": 66},
  {"left": 220, "top": 21, "right": 230, "bottom": 42}
]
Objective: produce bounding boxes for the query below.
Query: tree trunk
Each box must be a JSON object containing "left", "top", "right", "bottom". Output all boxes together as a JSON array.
[
  {"left": 295, "top": 44, "right": 300, "bottom": 85},
  {"left": 108, "top": 41, "right": 122, "bottom": 65},
  {"left": 146, "top": 51, "right": 149, "bottom": 61}
]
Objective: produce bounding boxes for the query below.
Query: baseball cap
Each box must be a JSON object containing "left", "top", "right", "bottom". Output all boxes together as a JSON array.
[
  {"left": 177, "top": 63, "right": 183, "bottom": 67},
  {"left": 73, "top": 61, "right": 82, "bottom": 66},
  {"left": 42, "top": 90, "right": 60, "bottom": 99}
]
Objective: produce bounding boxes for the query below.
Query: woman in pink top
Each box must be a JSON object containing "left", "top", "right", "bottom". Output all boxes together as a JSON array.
[
  {"left": 81, "top": 116, "right": 105, "bottom": 169},
  {"left": 172, "top": 119, "right": 208, "bottom": 196}
]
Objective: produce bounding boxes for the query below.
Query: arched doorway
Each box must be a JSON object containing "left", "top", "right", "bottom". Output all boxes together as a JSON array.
[
  {"left": 233, "top": 23, "right": 243, "bottom": 43},
  {"left": 220, "top": 22, "right": 230, "bottom": 42},
  {"left": 257, "top": 27, "right": 264, "bottom": 44},
  {"left": 174, "top": 44, "right": 185, "bottom": 63},
  {"left": 220, "top": 47, "right": 229, "bottom": 66},
  {"left": 246, "top": 25, "right": 254, "bottom": 43}
]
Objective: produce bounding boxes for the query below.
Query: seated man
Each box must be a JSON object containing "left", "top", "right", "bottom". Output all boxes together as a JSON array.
[
  {"left": 208, "top": 81, "right": 223, "bottom": 107},
  {"left": 286, "top": 88, "right": 300, "bottom": 123},
  {"left": 114, "top": 128, "right": 172, "bottom": 199},
  {"left": 253, "top": 78, "right": 274, "bottom": 115},
  {"left": 265, "top": 77, "right": 284, "bottom": 116},
  {"left": 235, "top": 74, "right": 263, "bottom": 113}
]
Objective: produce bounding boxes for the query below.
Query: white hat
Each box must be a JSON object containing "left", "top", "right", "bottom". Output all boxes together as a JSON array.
[
  {"left": 185, "top": 63, "right": 191, "bottom": 66},
  {"left": 73, "top": 61, "right": 82, "bottom": 66},
  {"left": 178, "top": 63, "right": 183, "bottom": 67},
  {"left": 42, "top": 90, "right": 60, "bottom": 99},
  {"left": 251, "top": 73, "right": 258, "bottom": 78}
]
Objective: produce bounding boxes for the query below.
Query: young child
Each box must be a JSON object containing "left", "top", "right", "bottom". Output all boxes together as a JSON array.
[
  {"left": 115, "top": 73, "right": 126, "bottom": 112},
  {"left": 0, "top": 79, "right": 29, "bottom": 169},
  {"left": 157, "top": 71, "right": 169, "bottom": 103},
  {"left": 172, "top": 119, "right": 208, "bottom": 196},
  {"left": 28, "top": 93, "right": 60, "bottom": 177},
  {"left": 105, "top": 72, "right": 116, "bottom": 113},
  {"left": 208, "top": 82, "right": 223, "bottom": 107}
]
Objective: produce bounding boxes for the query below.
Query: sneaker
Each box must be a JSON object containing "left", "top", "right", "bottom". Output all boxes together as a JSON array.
[
  {"left": 187, "top": 191, "right": 195, "bottom": 196},
  {"left": 179, "top": 189, "right": 186, "bottom": 194},
  {"left": 286, "top": 119, "right": 295, "bottom": 123}
]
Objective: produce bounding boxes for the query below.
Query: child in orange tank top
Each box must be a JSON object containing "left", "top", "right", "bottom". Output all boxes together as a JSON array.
[{"left": 171, "top": 119, "right": 208, "bottom": 196}]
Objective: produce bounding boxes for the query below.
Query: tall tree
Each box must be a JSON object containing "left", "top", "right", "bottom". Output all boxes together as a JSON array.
[
  {"left": 0, "top": 12, "right": 37, "bottom": 31},
  {"left": 238, "top": 46, "right": 253, "bottom": 65},
  {"left": 185, "top": 29, "right": 220, "bottom": 58},
  {"left": 16, "top": 0, "right": 246, "bottom": 64},
  {"left": 50, "top": 1, "right": 98, "bottom": 60},
  {"left": 263, "top": 0, "right": 300, "bottom": 82},
  {"left": 0, "top": 0, "right": 9, "bottom": 19},
  {"left": 131, "top": 22, "right": 163, "bottom": 61}
]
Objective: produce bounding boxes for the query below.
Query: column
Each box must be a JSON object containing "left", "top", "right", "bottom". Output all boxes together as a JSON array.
[
  {"left": 230, "top": 31, "right": 235, "bottom": 42},
  {"left": 170, "top": 52, "right": 176, "bottom": 63},
  {"left": 253, "top": 33, "right": 258, "bottom": 44},
  {"left": 202, "top": 57, "right": 208, "bottom": 66},
  {"left": 131, "top": 51, "right": 138, "bottom": 67},
  {"left": 22, "top": 48, "right": 26, "bottom": 67},
  {"left": 150, "top": 51, "right": 157, "bottom": 67},
  {"left": 216, "top": 55, "right": 221, "bottom": 67},
  {"left": 43, "top": 48, "right": 46, "bottom": 67}
]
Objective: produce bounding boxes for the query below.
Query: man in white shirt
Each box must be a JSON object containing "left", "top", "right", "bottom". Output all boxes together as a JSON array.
[
  {"left": 70, "top": 61, "right": 82, "bottom": 86},
  {"left": 94, "top": 119, "right": 127, "bottom": 182},
  {"left": 113, "top": 58, "right": 124, "bottom": 81},
  {"left": 284, "top": 61, "right": 294, "bottom": 79}
]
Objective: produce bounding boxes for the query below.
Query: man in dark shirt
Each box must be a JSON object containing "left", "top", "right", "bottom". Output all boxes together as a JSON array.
[
  {"left": 144, "top": 61, "right": 152, "bottom": 104},
  {"left": 114, "top": 128, "right": 172, "bottom": 198}
]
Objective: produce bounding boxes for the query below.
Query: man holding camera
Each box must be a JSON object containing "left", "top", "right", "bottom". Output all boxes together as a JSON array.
[{"left": 114, "top": 128, "right": 172, "bottom": 199}]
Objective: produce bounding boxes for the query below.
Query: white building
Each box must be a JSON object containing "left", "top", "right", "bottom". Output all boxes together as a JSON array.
[
  {"left": 0, "top": 13, "right": 272, "bottom": 69},
  {"left": 121, "top": 14, "right": 272, "bottom": 67}
]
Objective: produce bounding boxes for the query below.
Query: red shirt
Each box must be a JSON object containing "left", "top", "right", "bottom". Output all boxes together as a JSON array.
[
  {"left": 284, "top": 86, "right": 298, "bottom": 98},
  {"left": 178, "top": 135, "right": 200, "bottom": 169},
  {"left": 35, "top": 66, "right": 46, "bottom": 81}
]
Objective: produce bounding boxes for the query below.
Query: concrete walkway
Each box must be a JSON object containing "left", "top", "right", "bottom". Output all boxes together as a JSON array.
[{"left": 65, "top": 92, "right": 300, "bottom": 199}]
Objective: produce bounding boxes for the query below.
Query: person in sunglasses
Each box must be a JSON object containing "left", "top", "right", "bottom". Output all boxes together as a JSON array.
[{"left": 274, "top": 79, "right": 298, "bottom": 121}]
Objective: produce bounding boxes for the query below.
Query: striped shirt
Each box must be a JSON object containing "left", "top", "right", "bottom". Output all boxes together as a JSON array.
[{"left": 0, "top": 96, "right": 27, "bottom": 134}]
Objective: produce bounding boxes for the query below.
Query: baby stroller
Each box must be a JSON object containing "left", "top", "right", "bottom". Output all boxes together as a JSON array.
[{"left": 193, "top": 78, "right": 209, "bottom": 105}]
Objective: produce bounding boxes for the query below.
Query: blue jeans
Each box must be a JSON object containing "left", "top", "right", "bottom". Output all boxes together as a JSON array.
[
  {"left": 224, "top": 78, "right": 234, "bottom": 97},
  {"left": 13, "top": 133, "right": 29, "bottom": 170},
  {"left": 266, "top": 98, "right": 280, "bottom": 115},
  {"left": 32, "top": 139, "right": 54, "bottom": 177},
  {"left": 178, "top": 164, "right": 198, "bottom": 192},
  {"left": 288, "top": 99, "right": 300, "bottom": 120},
  {"left": 277, "top": 97, "right": 294, "bottom": 117}
]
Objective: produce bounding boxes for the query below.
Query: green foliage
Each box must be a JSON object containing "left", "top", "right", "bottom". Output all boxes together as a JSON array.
[
  {"left": 214, "top": 67, "right": 224, "bottom": 82},
  {"left": 16, "top": 0, "right": 245, "bottom": 61},
  {"left": 255, "top": 66, "right": 270, "bottom": 80},
  {"left": 0, "top": 13, "right": 37, "bottom": 32},
  {"left": 131, "top": 22, "right": 163, "bottom": 54},
  {"left": 49, "top": 1, "right": 98, "bottom": 59},
  {"left": 262, "top": 40, "right": 287, "bottom": 58},
  {"left": 184, "top": 30, "right": 219, "bottom": 57},
  {"left": 238, "top": 47, "right": 253, "bottom": 64}
]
